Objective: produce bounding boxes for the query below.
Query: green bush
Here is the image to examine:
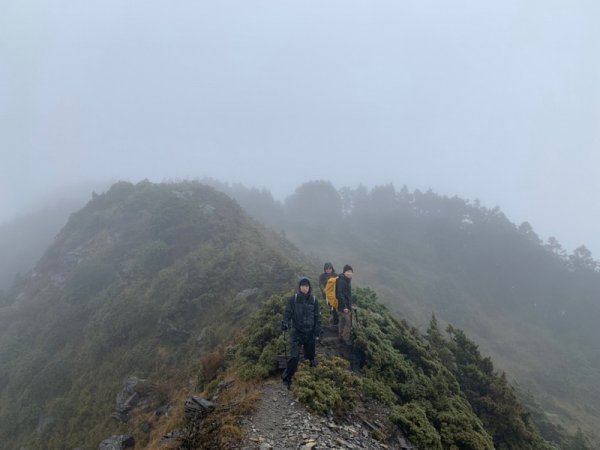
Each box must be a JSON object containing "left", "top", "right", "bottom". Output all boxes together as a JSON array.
[
  {"left": 235, "top": 295, "right": 288, "bottom": 381},
  {"left": 390, "top": 402, "right": 443, "bottom": 450},
  {"left": 293, "top": 357, "right": 361, "bottom": 415}
]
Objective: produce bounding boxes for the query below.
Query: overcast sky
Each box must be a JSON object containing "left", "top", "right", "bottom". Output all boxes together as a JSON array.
[{"left": 1, "top": 1, "right": 599, "bottom": 255}]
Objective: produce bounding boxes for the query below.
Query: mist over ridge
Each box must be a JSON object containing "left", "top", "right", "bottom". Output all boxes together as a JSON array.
[
  {"left": 2, "top": 1, "right": 599, "bottom": 445},
  {"left": 0, "top": 178, "right": 598, "bottom": 448},
  {"left": 2, "top": 0, "right": 600, "bottom": 259}
]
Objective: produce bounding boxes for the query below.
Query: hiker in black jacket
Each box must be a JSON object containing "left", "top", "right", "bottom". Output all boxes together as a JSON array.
[
  {"left": 336, "top": 264, "right": 354, "bottom": 345},
  {"left": 318, "top": 262, "right": 338, "bottom": 325},
  {"left": 281, "top": 277, "right": 321, "bottom": 388}
]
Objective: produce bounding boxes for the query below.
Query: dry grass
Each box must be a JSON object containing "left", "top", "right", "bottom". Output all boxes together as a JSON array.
[
  {"left": 129, "top": 366, "right": 262, "bottom": 450},
  {"left": 198, "top": 345, "right": 226, "bottom": 387},
  {"left": 187, "top": 369, "right": 261, "bottom": 449},
  {"left": 132, "top": 378, "right": 189, "bottom": 450}
]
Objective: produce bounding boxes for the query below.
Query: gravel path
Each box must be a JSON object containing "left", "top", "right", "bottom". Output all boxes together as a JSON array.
[{"left": 238, "top": 380, "right": 393, "bottom": 450}]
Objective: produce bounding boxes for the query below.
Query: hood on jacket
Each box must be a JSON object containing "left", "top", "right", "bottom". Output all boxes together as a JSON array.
[{"left": 298, "top": 277, "right": 312, "bottom": 294}]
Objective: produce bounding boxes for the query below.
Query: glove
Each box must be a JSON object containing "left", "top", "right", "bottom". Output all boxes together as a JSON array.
[{"left": 281, "top": 320, "right": 289, "bottom": 331}]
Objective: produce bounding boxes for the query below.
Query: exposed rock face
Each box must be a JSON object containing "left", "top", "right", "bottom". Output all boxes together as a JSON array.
[
  {"left": 111, "top": 377, "right": 141, "bottom": 423},
  {"left": 98, "top": 433, "right": 134, "bottom": 450},
  {"left": 159, "top": 429, "right": 186, "bottom": 447},
  {"left": 159, "top": 318, "right": 191, "bottom": 343},
  {"left": 157, "top": 396, "right": 218, "bottom": 448},
  {"left": 184, "top": 396, "right": 216, "bottom": 424},
  {"left": 235, "top": 288, "right": 260, "bottom": 302}
]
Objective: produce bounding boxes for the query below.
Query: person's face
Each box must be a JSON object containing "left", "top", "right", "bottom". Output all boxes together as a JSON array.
[
  {"left": 325, "top": 267, "right": 333, "bottom": 274},
  {"left": 344, "top": 270, "right": 353, "bottom": 279},
  {"left": 300, "top": 284, "right": 310, "bottom": 294}
]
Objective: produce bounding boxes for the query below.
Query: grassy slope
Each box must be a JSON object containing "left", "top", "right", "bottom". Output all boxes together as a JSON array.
[{"left": 0, "top": 181, "right": 314, "bottom": 449}]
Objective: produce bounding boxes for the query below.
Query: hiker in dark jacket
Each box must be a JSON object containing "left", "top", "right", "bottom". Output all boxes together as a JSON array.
[
  {"left": 336, "top": 264, "right": 353, "bottom": 345},
  {"left": 318, "top": 262, "right": 338, "bottom": 325},
  {"left": 281, "top": 277, "right": 321, "bottom": 388}
]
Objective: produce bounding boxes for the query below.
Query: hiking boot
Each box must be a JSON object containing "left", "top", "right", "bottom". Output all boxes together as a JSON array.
[
  {"left": 309, "top": 359, "right": 318, "bottom": 367},
  {"left": 283, "top": 377, "right": 292, "bottom": 390}
]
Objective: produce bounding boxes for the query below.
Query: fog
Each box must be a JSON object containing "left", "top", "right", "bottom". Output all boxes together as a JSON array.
[{"left": 1, "top": 1, "right": 599, "bottom": 255}]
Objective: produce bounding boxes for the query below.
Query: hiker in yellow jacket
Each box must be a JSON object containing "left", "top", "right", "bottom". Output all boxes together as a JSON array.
[{"left": 318, "top": 262, "right": 338, "bottom": 325}]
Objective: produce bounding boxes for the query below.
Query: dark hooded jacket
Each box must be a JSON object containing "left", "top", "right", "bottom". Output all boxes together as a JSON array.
[
  {"left": 336, "top": 273, "right": 352, "bottom": 311},
  {"left": 284, "top": 278, "right": 321, "bottom": 337}
]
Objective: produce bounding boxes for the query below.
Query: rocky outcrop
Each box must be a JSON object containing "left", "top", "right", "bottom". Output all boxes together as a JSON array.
[
  {"left": 158, "top": 318, "right": 191, "bottom": 343},
  {"left": 184, "top": 396, "right": 216, "bottom": 424},
  {"left": 235, "top": 288, "right": 260, "bottom": 302},
  {"left": 159, "top": 429, "right": 186, "bottom": 447},
  {"left": 98, "top": 434, "right": 134, "bottom": 450},
  {"left": 158, "top": 396, "right": 217, "bottom": 448},
  {"left": 111, "top": 377, "right": 141, "bottom": 423}
]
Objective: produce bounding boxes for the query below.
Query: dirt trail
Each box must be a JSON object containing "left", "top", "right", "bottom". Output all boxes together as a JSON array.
[{"left": 238, "top": 380, "right": 393, "bottom": 450}]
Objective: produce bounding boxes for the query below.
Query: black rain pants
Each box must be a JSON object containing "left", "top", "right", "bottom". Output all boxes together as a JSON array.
[{"left": 283, "top": 330, "right": 316, "bottom": 382}]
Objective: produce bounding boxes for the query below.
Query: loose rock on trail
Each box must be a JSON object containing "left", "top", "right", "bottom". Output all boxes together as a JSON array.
[{"left": 238, "top": 380, "right": 393, "bottom": 450}]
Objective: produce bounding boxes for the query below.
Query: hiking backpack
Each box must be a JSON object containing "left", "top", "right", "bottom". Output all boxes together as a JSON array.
[{"left": 324, "top": 276, "right": 339, "bottom": 311}]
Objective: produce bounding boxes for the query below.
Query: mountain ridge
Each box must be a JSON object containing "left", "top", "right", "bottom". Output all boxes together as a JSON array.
[
  {"left": 0, "top": 179, "right": 597, "bottom": 448},
  {"left": 207, "top": 179, "right": 600, "bottom": 444},
  {"left": 0, "top": 180, "right": 313, "bottom": 448}
]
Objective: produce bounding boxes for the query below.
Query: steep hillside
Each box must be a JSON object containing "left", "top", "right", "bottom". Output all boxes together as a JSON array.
[
  {"left": 211, "top": 180, "right": 600, "bottom": 445},
  {"left": 0, "top": 181, "right": 111, "bottom": 291},
  {"left": 2, "top": 178, "right": 597, "bottom": 447},
  {"left": 156, "top": 287, "right": 589, "bottom": 449},
  {"left": 0, "top": 180, "right": 313, "bottom": 449},
  {"left": 0, "top": 199, "right": 83, "bottom": 291}
]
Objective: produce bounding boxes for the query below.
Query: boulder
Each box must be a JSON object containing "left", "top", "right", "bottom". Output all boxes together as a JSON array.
[
  {"left": 140, "top": 421, "right": 151, "bottom": 434},
  {"left": 184, "top": 396, "right": 215, "bottom": 423},
  {"left": 159, "top": 429, "right": 185, "bottom": 447},
  {"left": 111, "top": 377, "right": 141, "bottom": 423},
  {"left": 98, "top": 434, "right": 134, "bottom": 450}
]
